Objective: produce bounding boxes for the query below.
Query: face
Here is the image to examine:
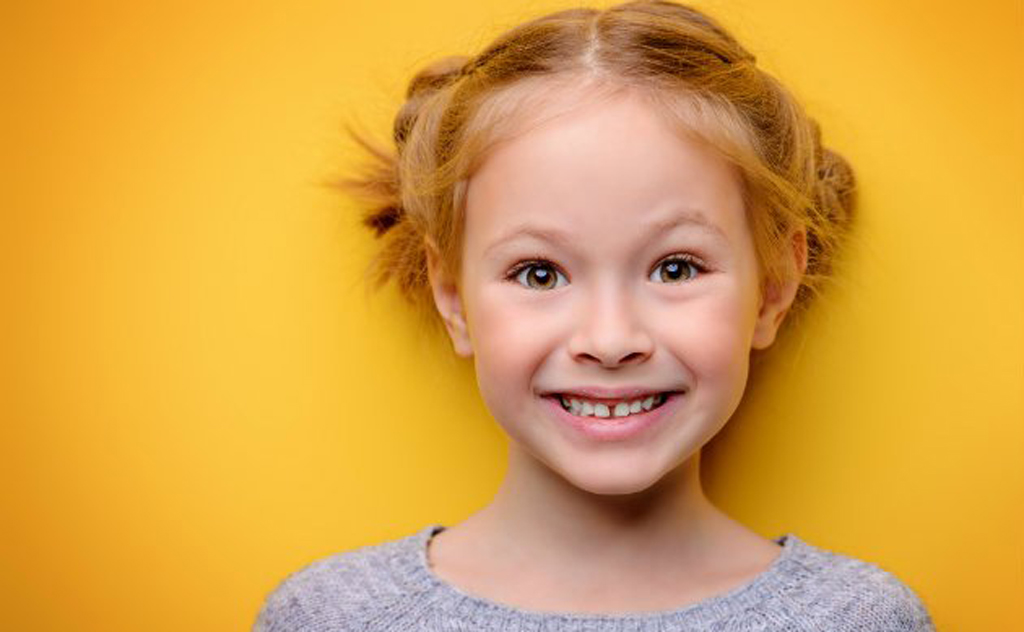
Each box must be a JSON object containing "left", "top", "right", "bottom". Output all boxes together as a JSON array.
[{"left": 427, "top": 89, "right": 800, "bottom": 495}]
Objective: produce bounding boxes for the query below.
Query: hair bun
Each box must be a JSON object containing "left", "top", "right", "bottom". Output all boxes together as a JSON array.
[
  {"left": 817, "top": 147, "right": 855, "bottom": 222},
  {"left": 805, "top": 121, "right": 857, "bottom": 279}
]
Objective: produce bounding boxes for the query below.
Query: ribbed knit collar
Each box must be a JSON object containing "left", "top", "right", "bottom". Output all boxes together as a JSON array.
[{"left": 393, "top": 523, "right": 808, "bottom": 630}]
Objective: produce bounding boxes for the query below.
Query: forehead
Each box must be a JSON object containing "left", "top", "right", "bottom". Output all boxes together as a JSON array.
[{"left": 462, "top": 87, "right": 748, "bottom": 252}]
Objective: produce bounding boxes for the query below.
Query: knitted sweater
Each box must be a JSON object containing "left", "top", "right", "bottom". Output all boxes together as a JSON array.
[{"left": 253, "top": 523, "right": 937, "bottom": 631}]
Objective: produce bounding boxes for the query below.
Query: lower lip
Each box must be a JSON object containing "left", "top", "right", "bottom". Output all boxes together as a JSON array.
[{"left": 543, "top": 394, "right": 680, "bottom": 442}]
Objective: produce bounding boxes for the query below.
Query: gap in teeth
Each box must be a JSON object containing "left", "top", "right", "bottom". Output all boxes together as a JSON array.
[{"left": 558, "top": 393, "right": 668, "bottom": 419}]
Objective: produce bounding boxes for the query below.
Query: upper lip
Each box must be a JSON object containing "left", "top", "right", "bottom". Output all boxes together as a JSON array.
[{"left": 541, "top": 386, "right": 683, "bottom": 401}]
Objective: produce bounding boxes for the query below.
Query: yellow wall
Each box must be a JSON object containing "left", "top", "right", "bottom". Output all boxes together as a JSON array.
[{"left": 6, "top": 1, "right": 1021, "bottom": 630}]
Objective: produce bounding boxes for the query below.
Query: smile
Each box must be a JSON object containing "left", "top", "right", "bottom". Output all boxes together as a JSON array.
[{"left": 556, "top": 393, "right": 670, "bottom": 419}]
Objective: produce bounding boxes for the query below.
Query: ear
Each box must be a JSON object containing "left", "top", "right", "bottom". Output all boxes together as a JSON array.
[
  {"left": 751, "top": 230, "right": 808, "bottom": 350},
  {"left": 424, "top": 237, "right": 474, "bottom": 358}
]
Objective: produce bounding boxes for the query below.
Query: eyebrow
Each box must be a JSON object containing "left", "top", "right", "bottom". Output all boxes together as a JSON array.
[{"left": 483, "top": 208, "right": 729, "bottom": 257}]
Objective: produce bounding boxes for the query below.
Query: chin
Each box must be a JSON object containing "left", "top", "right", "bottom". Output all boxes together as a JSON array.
[
  {"left": 574, "top": 478, "right": 659, "bottom": 496},
  {"left": 554, "top": 458, "right": 669, "bottom": 496}
]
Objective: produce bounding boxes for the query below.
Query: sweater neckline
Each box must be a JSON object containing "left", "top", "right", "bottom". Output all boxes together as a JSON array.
[{"left": 403, "top": 523, "right": 804, "bottom": 628}]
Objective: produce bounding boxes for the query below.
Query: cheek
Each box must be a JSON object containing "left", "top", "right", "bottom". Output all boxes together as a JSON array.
[
  {"left": 669, "top": 289, "right": 758, "bottom": 380},
  {"left": 471, "top": 291, "right": 543, "bottom": 355},
  {"left": 465, "top": 288, "right": 556, "bottom": 403}
]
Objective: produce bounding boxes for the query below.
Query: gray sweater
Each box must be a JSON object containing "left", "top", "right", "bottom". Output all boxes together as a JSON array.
[{"left": 253, "top": 523, "right": 937, "bottom": 631}]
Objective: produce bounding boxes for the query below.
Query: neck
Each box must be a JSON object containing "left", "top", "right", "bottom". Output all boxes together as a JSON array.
[{"left": 455, "top": 444, "right": 729, "bottom": 578}]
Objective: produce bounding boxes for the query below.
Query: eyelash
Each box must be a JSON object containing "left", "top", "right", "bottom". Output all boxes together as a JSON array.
[{"left": 505, "top": 253, "right": 709, "bottom": 290}]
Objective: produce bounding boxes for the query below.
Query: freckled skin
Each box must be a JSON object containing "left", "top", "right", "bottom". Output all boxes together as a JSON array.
[{"left": 424, "top": 87, "right": 802, "bottom": 609}]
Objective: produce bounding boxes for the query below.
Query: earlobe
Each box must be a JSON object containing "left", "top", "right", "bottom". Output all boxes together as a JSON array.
[
  {"left": 751, "top": 230, "right": 808, "bottom": 350},
  {"left": 424, "top": 237, "right": 474, "bottom": 358}
]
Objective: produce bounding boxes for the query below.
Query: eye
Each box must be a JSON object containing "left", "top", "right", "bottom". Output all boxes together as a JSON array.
[
  {"left": 649, "top": 254, "right": 705, "bottom": 283},
  {"left": 507, "top": 260, "right": 568, "bottom": 291}
]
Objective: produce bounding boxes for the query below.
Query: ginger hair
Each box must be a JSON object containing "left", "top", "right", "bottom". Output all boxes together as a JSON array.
[{"left": 335, "top": 0, "right": 856, "bottom": 337}]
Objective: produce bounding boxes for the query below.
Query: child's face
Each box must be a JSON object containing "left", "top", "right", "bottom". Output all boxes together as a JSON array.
[{"left": 427, "top": 89, "right": 797, "bottom": 495}]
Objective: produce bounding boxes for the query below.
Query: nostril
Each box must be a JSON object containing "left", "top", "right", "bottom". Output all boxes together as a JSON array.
[{"left": 618, "top": 351, "right": 646, "bottom": 364}]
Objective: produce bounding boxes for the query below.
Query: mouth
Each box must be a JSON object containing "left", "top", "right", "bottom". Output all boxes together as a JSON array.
[{"left": 545, "top": 391, "right": 680, "bottom": 420}]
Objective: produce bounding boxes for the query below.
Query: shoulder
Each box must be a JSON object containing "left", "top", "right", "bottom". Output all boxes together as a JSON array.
[
  {"left": 775, "top": 535, "right": 937, "bottom": 631},
  {"left": 251, "top": 529, "right": 430, "bottom": 632}
]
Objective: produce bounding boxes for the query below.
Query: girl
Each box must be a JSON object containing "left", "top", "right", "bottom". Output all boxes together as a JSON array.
[{"left": 255, "top": 1, "right": 937, "bottom": 630}]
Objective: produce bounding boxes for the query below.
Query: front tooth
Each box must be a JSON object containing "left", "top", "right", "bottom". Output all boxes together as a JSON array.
[{"left": 565, "top": 396, "right": 664, "bottom": 418}]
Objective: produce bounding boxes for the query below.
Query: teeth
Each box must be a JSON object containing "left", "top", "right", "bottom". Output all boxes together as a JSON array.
[{"left": 557, "top": 393, "right": 670, "bottom": 419}]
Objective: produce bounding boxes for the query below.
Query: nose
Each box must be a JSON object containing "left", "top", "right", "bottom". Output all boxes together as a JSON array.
[{"left": 567, "top": 284, "right": 655, "bottom": 368}]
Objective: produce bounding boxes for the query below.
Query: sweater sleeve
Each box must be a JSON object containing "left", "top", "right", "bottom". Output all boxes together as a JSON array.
[
  {"left": 251, "top": 577, "right": 321, "bottom": 632},
  {"left": 886, "top": 578, "right": 938, "bottom": 632},
  {"left": 816, "top": 568, "right": 938, "bottom": 631},
  {"left": 250, "top": 564, "right": 362, "bottom": 632},
  {"left": 250, "top": 543, "right": 406, "bottom": 632}
]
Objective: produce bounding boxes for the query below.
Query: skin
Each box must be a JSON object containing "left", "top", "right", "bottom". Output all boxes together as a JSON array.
[{"left": 424, "top": 86, "right": 807, "bottom": 613}]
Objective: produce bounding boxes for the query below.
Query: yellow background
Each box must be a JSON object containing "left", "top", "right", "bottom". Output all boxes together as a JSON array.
[{"left": 5, "top": 1, "right": 1022, "bottom": 630}]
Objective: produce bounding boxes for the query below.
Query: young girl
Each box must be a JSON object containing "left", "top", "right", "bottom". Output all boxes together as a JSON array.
[{"left": 254, "top": 1, "right": 937, "bottom": 630}]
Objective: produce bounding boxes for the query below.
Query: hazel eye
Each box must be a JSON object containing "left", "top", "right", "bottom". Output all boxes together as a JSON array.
[
  {"left": 508, "top": 261, "right": 568, "bottom": 290},
  {"left": 650, "top": 255, "right": 704, "bottom": 283}
]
